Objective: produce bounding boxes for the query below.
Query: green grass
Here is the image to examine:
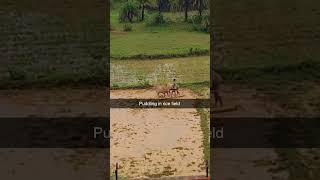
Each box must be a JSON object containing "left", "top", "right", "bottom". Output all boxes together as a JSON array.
[
  {"left": 111, "top": 11, "right": 209, "bottom": 59},
  {"left": 180, "top": 81, "right": 210, "bottom": 98},
  {"left": 197, "top": 108, "right": 210, "bottom": 169}
]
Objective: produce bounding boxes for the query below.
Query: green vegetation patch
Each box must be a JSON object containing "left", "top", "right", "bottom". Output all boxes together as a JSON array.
[
  {"left": 110, "top": 56, "right": 210, "bottom": 89},
  {"left": 197, "top": 108, "right": 210, "bottom": 169},
  {"left": 111, "top": 29, "right": 209, "bottom": 59}
]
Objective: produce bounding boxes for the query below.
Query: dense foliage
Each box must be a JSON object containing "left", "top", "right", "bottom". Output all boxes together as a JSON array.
[
  {"left": 114, "top": 0, "right": 209, "bottom": 31},
  {"left": 119, "top": 0, "right": 140, "bottom": 22}
]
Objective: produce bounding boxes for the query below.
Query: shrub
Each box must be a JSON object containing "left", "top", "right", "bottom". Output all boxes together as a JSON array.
[
  {"left": 188, "top": 47, "right": 209, "bottom": 56},
  {"left": 190, "top": 14, "right": 210, "bottom": 33},
  {"left": 118, "top": 0, "right": 139, "bottom": 22},
  {"left": 188, "top": 14, "right": 202, "bottom": 24},
  {"left": 146, "top": 13, "right": 167, "bottom": 26},
  {"left": 122, "top": 23, "right": 133, "bottom": 31}
]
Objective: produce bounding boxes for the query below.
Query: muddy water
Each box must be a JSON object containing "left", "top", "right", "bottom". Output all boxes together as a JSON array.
[
  {"left": 110, "top": 89, "right": 206, "bottom": 178},
  {"left": 111, "top": 108, "right": 205, "bottom": 178}
]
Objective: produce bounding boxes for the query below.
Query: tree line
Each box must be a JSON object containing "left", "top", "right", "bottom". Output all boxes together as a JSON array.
[{"left": 115, "top": 0, "right": 209, "bottom": 22}]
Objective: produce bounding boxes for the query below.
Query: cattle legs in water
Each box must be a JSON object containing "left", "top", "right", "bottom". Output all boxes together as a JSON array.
[{"left": 170, "top": 88, "right": 180, "bottom": 97}]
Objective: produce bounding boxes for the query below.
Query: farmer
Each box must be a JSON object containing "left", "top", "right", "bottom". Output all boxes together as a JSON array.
[{"left": 170, "top": 78, "right": 180, "bottom": 96}]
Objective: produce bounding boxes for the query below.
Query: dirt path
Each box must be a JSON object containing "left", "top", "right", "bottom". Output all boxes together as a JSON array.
[{"left": 110, "top": 88, "right": 206, "bottom": 178}]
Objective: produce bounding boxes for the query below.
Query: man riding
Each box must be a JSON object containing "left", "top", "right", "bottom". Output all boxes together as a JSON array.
[{"left": 170, "top": 78, "right": 180, "bottom": 96}]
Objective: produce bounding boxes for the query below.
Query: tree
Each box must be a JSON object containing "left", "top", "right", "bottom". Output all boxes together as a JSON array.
[
  {"left": 149, "top": 0, "right": 167, "bottom": 15},
  {"left": 136, "top": 0, "right": 151, "bottom": 20},
  {"left": 193, "top": 0, "right": 208, "bottom": 17},
  {"left": 156, "top": 0, "right": 163, "bottom": 15},
  {"left": 184, "top": 0, "right": 190, "bottom": 21},
  {"left": 171, "top": 0, "right": 190, "bottom": 21}
]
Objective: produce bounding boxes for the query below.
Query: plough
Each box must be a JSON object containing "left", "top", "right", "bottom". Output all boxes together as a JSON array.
[{"left": 158, "top": 94, "right": 185, "bottom": 100}]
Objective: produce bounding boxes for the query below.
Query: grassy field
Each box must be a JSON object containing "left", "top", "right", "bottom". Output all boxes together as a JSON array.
[
  {"left": 110, "top": 8, "right": 210, "bottom": 90},
  {"left": 110, "top": 11, "right": 210, "bottom": 59},
  {"left": 110, "top": 7, "right": 210, "bottom": 97}
]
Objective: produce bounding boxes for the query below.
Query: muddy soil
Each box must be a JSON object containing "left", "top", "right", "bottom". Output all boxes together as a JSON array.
[{"left": 110, "top": 88, "right": 206, "bottom": 178}]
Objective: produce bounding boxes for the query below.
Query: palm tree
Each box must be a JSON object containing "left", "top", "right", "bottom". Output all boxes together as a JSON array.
[
  {"left": 184, "top": 0, "right": 190, "bottom": 21},
  {"left": 156, "top": 0, "right": 163, "bottom": 15}
]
